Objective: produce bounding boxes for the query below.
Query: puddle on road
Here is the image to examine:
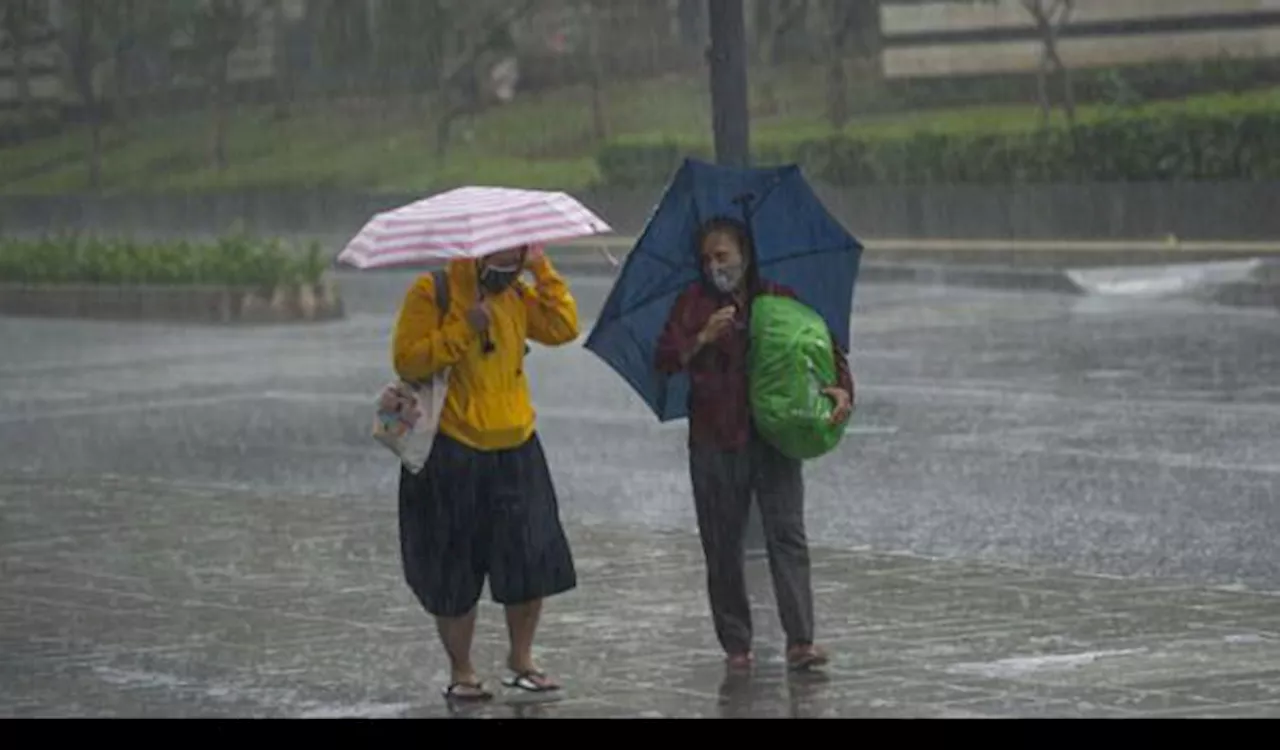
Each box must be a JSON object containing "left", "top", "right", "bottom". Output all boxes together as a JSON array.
[{"left": 945, "top": 648, "right": 1149, "bottom": 680}]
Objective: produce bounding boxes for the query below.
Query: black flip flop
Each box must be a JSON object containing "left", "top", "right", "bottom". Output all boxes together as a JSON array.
[
  {"left": 502, "top": 670, "right": 560, "bottom": 693},
  {"left": 442, "top": 681, "right": 494, "bottom": 703}
]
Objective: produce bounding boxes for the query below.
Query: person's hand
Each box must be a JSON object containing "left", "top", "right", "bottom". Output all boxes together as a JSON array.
[
  {"left": 465, "top": 301, "right": 491, "bottom": 333},
  {"left": 823, "top": 386, "right": 853, "bottom": 425},
  {"left": 521, "top": 245, "right": 548, "bottom": 286},
  {"left": 697, "top": 306, "right": 737, "bottom": 347}
]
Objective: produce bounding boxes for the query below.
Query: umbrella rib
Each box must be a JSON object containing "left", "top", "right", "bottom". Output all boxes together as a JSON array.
[{"left": 746, "top": 174, "right": 788, "bottom": 217}]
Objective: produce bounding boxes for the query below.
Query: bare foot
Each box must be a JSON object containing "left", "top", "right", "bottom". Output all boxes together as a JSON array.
[{"left": 725, "top": 652, "right": 755, "bottom": 671}]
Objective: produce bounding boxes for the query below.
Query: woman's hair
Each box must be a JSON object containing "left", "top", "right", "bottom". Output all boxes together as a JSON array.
[{"left": 695, "top": 217, "right": 753, "bottom": 261}]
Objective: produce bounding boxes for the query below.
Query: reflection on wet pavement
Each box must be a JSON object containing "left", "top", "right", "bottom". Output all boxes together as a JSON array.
[
  {"left": 2, "top": 275, "right": 1279, "bottom": 717},
  {"left": 3, "top": 473, "right": 1280, "bottom": 718}
]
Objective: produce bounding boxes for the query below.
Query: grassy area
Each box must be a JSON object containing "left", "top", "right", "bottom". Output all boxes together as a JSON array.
[
  {"left": 2, "top": 64, "right": 1278, "bottom": 195},
  {"left": 0, "top": 234, "right": 327, "bottom": 287}
]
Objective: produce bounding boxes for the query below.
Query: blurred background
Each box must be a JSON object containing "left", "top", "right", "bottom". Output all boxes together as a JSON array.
[
  {"left": 3, "top": 0, "right": 1280, "bottom": 242},
  {"left": 4, "top": 2, "right": 1280, "bottom": 719}
]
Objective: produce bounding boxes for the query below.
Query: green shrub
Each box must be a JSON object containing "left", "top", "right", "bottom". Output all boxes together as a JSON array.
[
  {"left": 596, "top": 109, "right": 1280, "bottom": 187},
  {"left": 880, "top": 58, "right": 1280, "bottom": 114},
  {"left": 596, "top": 137, "right": 708, "bottom": 188},
  {"left": 0, "top": 234, "right": 327, "bottom": 288},
  {"left": 0, "top": 106, "right": 63, "bottom": 149}
]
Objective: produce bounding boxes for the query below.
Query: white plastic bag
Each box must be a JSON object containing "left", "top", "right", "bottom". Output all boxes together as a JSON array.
[{"left": 372, "top": 368, "right": 450, "bottom": 474}]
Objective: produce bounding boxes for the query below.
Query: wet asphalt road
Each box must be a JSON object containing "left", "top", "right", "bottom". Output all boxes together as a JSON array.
[{"left": 2, "top": 271, "right": 1278, "bottom": 591}]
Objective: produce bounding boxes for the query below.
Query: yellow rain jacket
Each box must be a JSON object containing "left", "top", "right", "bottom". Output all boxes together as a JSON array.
[{"left": 391, "top": 255, "right": 579, "bottom": 452}]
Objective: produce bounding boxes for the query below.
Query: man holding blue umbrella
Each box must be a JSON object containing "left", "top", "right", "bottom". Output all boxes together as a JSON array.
[{"left": 585, "top": 159, "right": 863, "bottom": 673}]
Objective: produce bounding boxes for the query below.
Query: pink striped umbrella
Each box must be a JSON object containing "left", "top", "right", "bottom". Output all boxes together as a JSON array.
[{"left": 336, "top": 186, "right": 613, "bottom": 269}]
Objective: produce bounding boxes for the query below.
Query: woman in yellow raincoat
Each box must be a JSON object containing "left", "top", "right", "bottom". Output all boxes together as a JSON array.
[{"left": 392, "top": 244, "right": 579, "bottom": 703}]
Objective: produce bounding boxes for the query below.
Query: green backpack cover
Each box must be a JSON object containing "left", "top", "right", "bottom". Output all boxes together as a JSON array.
[{"left": 748, "top": 294, "right": 846, "bottom": 461}]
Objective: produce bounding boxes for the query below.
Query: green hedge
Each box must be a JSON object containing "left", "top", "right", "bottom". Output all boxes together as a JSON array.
[
  {"left": 877, "top": 58, "right": 1280, "bottom": 115},
  {"left": 0, "top": 107, "right": 63, "bottom": 149},
  {"left": 0, "top": 234, "right": 327, "bottom": 287},
  {"left": 597, "top": 110, "right": 1280, "bottom": 187}
]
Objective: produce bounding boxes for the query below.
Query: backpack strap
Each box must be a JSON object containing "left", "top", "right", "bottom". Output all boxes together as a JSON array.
[{"left": 431, "top": 269, "right": 449, "bottom": 322}]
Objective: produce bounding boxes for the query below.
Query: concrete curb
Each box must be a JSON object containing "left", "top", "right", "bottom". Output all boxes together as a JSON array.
[
  {"left": 555, "top": 255, "right": 1083, "bottom": 292},
  {"left": 547, "top": 245, "right": 1280, "bottom": 311},
  {"left": 552, "top": 237, "right": 1280, "bottom": 266},
  {"left": 552, "top": 235, "right": 1280, "bottom": 255},
  {"left": 856, "top": 261, "right": 1084, "bottom": 294},
  {"left": 0, "top": 278, "right": 347, "bottom": 324}
]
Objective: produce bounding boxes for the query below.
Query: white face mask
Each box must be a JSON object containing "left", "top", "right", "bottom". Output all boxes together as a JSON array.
[{"left": 710, "top": 263, "right": 744, "bottom": 294}]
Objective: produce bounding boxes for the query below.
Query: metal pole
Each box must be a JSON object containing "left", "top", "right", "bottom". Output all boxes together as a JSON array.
[
  {"left": 707, "top": 0, "right": 765, "bottom": 560},
  {"left": 707, "top": 0, "right": 750, "bottom": 168}
]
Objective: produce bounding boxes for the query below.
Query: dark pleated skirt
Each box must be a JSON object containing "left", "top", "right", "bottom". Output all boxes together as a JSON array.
[{"left": 398, "top": 431, "right": 577, "bottom": 618}]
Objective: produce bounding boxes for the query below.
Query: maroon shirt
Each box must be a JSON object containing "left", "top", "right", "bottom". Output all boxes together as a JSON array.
[{"left": 655, "top": 280, "right": 855, "bottom": 452}]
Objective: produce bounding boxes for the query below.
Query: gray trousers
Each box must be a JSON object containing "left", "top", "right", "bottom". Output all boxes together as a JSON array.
[{"left": 689, "top": 433, "right": 815, "bottom": 655}]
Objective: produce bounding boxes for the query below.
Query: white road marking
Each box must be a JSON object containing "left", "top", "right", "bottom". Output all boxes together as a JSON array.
[
  {"left": 846, "top": 425, "right": 901, "bottom": 436},
  {"left": 875, "top": 381, "right": 1280, "bottom": 418},
  {"left": 947, "top": 440, "right": 1280, "bottom": 477},
  {"left": 945, "top": 649, "right": 1150, "bottom": 680}
]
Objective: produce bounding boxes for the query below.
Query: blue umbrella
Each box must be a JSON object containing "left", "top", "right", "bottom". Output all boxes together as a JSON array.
[{"left": 583, "top": 157, "right": 863, "bottom": 422}]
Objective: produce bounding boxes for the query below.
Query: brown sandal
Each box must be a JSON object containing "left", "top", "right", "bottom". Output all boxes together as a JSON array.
[{"left": 787, "top": 645, "right": 829, "bottom": 672}]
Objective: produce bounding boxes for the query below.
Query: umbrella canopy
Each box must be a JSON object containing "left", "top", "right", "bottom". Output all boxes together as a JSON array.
[
  {"left": 336, "top": 186, "right": 612, "bottom": 269},
  {"left": 583, "top": 158, "right": 863, "bottom": 422}
]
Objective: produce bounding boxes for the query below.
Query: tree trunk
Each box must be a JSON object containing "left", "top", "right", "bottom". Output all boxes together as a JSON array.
[
  {"left": 756, "top": 33, "right": 780, "bottom": 117},
  {"left": 753, "top": 0, "right": 778, "bottom": 116},
  {"left": 850, "top": 0, "right": 884, "bottom": 83},
  {"left": 586, "top": 7, "right": 607, "bottom": 141},
  {"left": 5, "top": 20, "right": 33, "bottom": 119},
  {"left": 1046, "top": 49, "right": 1075, "bottom": 129},
  {"left": 1060, "top": 63, "right": 1077, "bottom": 127},
  {"left": 827, "top": 56, "right": 849, "bottom": 130},
  {"left": 588, "top": 70, "right": 607, "bottom": 142},
  {"left": 87, "top": 102, "right": 102, "bottom": 190},
  {"left": 212, "top": 93, "right": 229, "bottom": 171},
  {"left": 72, "top": 2, "right": 101, "bottom": 190},
  {"left": 1036, "top": 55, "right": 1051, "bottom": 127},
  {"left": 435, "top": 99, "right": 460, "bottom": 161},
  {"left": 1052, "top": 0, "right": 1077, "bottom": 129},
  {"left": 211, "top": 64, "right": 230, "bottom": 171},
  {"left": 213, "top": 98, "right": 228, "bottom": 172},
  {"left": 824, "top": 0, "right": 851, "bottom": 130},
  {"left": 113, "top": 48, "right": 133, "bottom": 136},
  {"left": 270, "top": 0, "right": 293, "bottom": 120},
  {"left": 1025, "top": 0, "right": 1076, "bottom": 130},
  {"left": 755, "top": 0, "right": 809, "bottom": 118},
  {"left": 1024, "top": 0, "right": 1053, "bottom": 126}
]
